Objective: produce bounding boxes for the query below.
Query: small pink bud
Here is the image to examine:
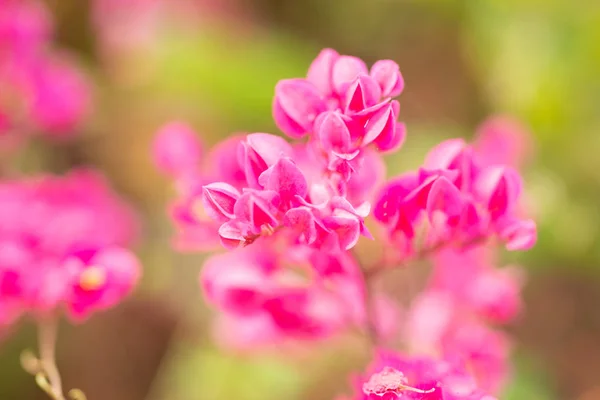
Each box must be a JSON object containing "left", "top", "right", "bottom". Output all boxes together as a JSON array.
[
  {"left": 344, "top": 75, "right": 381, "bottom": 114},
  {"left": 202, "top": 182, "right": 240, "bottom": 222},
  {"left": 426, "top": 177, "right": 464, "bottom": 228},
  {"left": 239, "top": 133, "right": 292, "bottom": 188},
  {"left": 498, "top": 218, "right": 537, "bottom": 251},
  {"left": 370, "top": 60, "right": 404, "bottom": 97},
  {"left": 331, "top": 55, "right": 368, "bottom": 96},
  {"left": 273, "top": 79, "right": 326, "bottom": 138},
  {"left": 363, "top": 103, "right": 396, "bottom": 148},
  {"left": 218, "top": 220, "right": 249, "bottom": 249},
  {"left": 31, "top": 57, "right": 91, "bottom": 137},
  {"left": 153, "top": 121, "right": 202, "bottom": 176},
  {"left": 378, "top": 121, "right": 406, "bottom": 153},
  {"left": 306, "top": 48, "right": 339, "bottom": 96},
  {"left": 424, "top": 139, "right": 468, "bottom": 170},
  {"left": 474, "top": 167, "right": 522, "bottom": 220}
]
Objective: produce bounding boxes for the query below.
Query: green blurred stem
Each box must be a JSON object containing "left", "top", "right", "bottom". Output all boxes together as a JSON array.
[{"left": 38, "top": 317, "right": 65, "bottom": 400}]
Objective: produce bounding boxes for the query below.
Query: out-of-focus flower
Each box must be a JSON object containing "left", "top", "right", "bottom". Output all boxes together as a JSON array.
[
  {"left": 352, "top": 350, "right": 497, "bottom": 400},
  {"left": 0, "top": 169, "right": 140, "bottom": 325},
  {"left": 0, "top": 0, "right": 92, "bottom": 151}
]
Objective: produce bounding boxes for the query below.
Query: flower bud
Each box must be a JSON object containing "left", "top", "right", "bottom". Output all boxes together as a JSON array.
[
  {"left": 153, "top": 121, "right": 202, "bottom": 176},
  {"left": 306, "top": 48, "right": 339, "bottom": 97},
  {"left": 273, "top": 78, "right": 326, "bottom": 138},
  {"left": 331, "top": 55, "right": 368, "bottom": 96},
  {"left": 370, "top": 59, "right": 404, "bottom": 97},
  {"left": 202, "top": 182, "right": 240, "bottom": 222}
]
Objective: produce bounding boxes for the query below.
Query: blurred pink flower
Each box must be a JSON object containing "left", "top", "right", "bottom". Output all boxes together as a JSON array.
[{"left": 0, "top": 169, "right": 140, "bottom": 324}]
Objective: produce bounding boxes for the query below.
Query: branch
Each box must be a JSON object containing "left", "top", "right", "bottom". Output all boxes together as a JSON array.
[{"left": 21, "top": 318, "right": 87, "bottom": 400}]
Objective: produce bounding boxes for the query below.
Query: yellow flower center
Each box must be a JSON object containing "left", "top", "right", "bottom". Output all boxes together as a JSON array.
[{"left": 79, "top": 266, "right": 107, "bottom": 291}]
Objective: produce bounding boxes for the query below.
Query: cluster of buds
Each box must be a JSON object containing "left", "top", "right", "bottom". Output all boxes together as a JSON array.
[
  {"left": 0, "top": 0, "right": 90, "bottom": 151},
  {"left": 155, "top": 50, "right": 537, "bottom": 399}
]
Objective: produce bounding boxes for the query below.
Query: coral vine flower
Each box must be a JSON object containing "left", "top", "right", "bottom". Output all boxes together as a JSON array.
[
  {"left": 0, "top": 169, "right": 140, "bottom": 325},
  {"left": 155, "top": 49, "right": 538, "bottom": 400},
  {"left": 374, "top": 136, "right": 537, "bottom": 255},
  {"left": 0, "top": 0, "right": 91, "bottom": 148},
  {"left": 355, "top": 351, "right": 497, "bottom": 400},
  {"left": 273, "top": 49, "right": 406, "bottom": 179}
]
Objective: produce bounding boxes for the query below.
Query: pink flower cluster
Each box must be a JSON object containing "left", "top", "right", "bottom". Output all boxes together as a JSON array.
[
  {"left": 155, "top": 50, "right": 537, "bottom": 399},
  {"left": 0, "top": 0, "right": 90, "bottom": 149},
  {"left": 0, "top": 169, "right": 140, "bottom": 325}
]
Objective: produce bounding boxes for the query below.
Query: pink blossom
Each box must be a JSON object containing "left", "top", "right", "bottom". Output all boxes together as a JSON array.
[
  {"left": 200, "top": 243, "right": 395, "bottom": 344},
  {"left": 353, "top": 350, "right": 496, "bottom": 400},
  {"left": 272, "top": 49, "right": 406, "bottom": 182},
  {"left": 374, "top": 136, "right": 537, "bottom": 254},
  {"left": 429, "top": 247, "right": 523, "bottom": 323},
  {"left": 273, "top": 79, "right": 326, "bottom": 138},
  {"left": 474, "top": 115, "right": 533, "bottom": 169},
  {"left": 153, "top": 121, "right": 203, "bottom": 177},
  {"left": 0, "top": 0, "right": 53, "bottom": 56},
  {"left": 0, "top": 0, "right": 91, "bottom": 146},
  {"left": 29, "top": 55, "right": 91, "bottom": 137},
  {"left": 64, "top": 247, "right": 140, "bottom": 320},
  {"left": 155, "top": 50, "right": 538, "bottom": 399},
  {"left": 0, "top": 169, "right": 140, "bottom": 324},
  {"left": 404, "top": 292, "right": 511, "bottom": 394}
]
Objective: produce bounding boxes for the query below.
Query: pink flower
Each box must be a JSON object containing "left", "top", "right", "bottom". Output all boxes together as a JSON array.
[
  {"left": 370, "top": 60, "right": 405, "bottom": 98},
  {"left": 273, "top": 79, "right": 326, "bottom": 138},
  {"left": 271, "top": 49, "right": 406, "bottom": 183},
  {"left": 64, "top": 247, "right": 140, "bottom": 320},
  {"left": 474, "top": 115, "right": 533, "bottom": 169},
  {"left": 374, "top": 135, "right": 536, "bottom": 253},
  {"left": 430, "top": 247, "right": 523, "bottom": 323},
  {"left": 404, "top": 291, "right": 511, "bottom": 394},
  {"left": 352, "top": 350, "right": 496, "bottom": 400},
  {"left": 28, "top": 55, "right": 91, "bottom": 137},
  {"left": 0, "top": 0, "right": 53, "bottom": 56},
  {"left": 155, "top": 51, "right": 538, "bottom": 400},
  {"left": 153, "top": 121, "right": 203, "bottom": 177},
  {"left": 0, "top": 169, "right": 141, "bottom": 324}
]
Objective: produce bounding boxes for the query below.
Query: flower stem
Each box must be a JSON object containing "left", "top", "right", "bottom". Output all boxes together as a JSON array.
[{"left": 37, "top": 318, "right": 65, "bottom": 400}]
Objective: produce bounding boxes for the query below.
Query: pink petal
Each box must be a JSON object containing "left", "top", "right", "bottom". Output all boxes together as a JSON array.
[
  {"left": 233, "top": 191, "right": 279, "bottom": 231},
  {"left": 424, "top": 139, "right": 467, "bottom": 170},
  {"left": 283, "top": 207, "right": 317, "bottom": 244},
  {"left": 474, "top": 167, "right": 522, "bottom": 220},
  {"left": 331, "top": 55, "right": 368, "bottom": 96},
  {"left": 218, "top": 220, "right": 248, "bottom": 249},
  {"left": 324, "top": 215, "right": 361, "bottom": 250},
  {"left": 258, "top": 157, "right": 308, "bottom": 203},
  {"left": 306, "top": 48, "right": 339, "bottom": 96},
  {"left": 370, "top": 59, "right": 405, "bottom": 98},
  {"left": 273, "top": 79, "right": 326, "bottom": 138},
  {"left": 344, "top": 75, "right": 381, "bottom": 114},
  {"left": 498, "top": 218, "right": 537, "bottom": 251},
  {"left": 363, "top": 103, "right": 395, "bottom": 147},
  {"left": 426, "top": 177, "right": 464, "bottom": 226},
  {"left": 317, "top": 111, "right": 352, "bottom": 153},
  {"left": 202, "top": 182, "right": 240, "bottom": 222}
]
